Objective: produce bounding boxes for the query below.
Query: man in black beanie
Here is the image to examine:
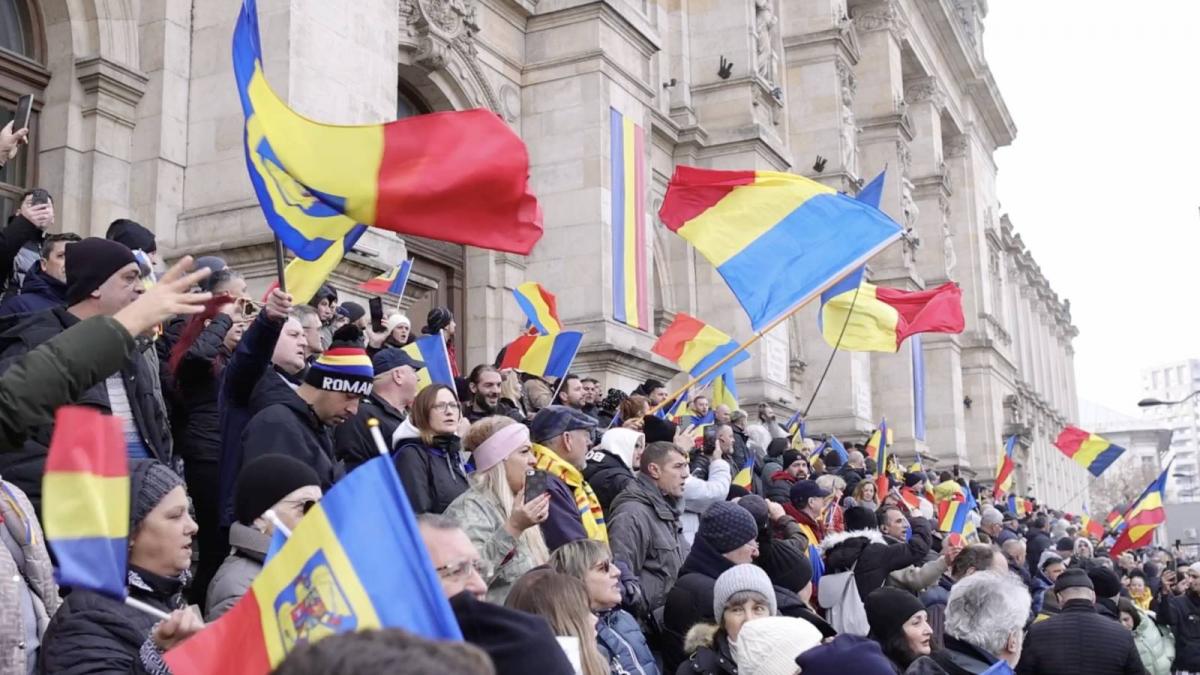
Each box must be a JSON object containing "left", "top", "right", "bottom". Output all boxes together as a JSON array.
[
  {"left": 0, "top": 237, "right": 174, "bottom": 511},
  {"left": 106, "top": 218, "right": 162, "bottom": 275}
]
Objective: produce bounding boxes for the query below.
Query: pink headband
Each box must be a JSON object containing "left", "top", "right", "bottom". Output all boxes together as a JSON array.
[{"left": 472, "top": 424, "right": 531, "bottom": 473}]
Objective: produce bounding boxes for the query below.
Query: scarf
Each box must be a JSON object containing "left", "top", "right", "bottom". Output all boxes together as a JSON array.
[{"left": 533, "top": 443, "right": 608, "bottom": 542}]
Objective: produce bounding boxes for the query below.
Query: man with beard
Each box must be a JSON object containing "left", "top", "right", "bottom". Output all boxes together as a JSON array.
[
  {"left": 463, "top": 364, "right": 524, "bottom": 423},
  {"left": 1155, "top": 562, "right": 1200, "bottom": 672}
]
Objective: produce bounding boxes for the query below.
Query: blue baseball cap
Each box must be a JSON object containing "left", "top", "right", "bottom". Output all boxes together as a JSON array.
[{"left": 371, "top": 347, "right": 425, "bottom": 377}]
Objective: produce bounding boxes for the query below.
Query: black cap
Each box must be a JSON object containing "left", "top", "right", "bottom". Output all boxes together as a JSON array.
[
  {"left": 234, "top": 454, "right": 321, "bottom": 525},
  {"left": 371, "top": 347, "right": 425, "bottom": 376},
  {"left": 790, "top": 480, "right": 830, "bottom": 505},
  {"left": 337, "top": 301, "right": 366, "bottom": 323},
  {"left": 1056, "top": 537, "right": 1075, "bottom": 552},
  {"left": 530, "top": 405, "right": 597, "bottom": 444},
  {"left": 1053, "top": 568, "right": 1094, "bottom": 593},
  {"left": 1088, "top": 567, "right": 1122, "bottom": 598},
  {"left": 424, "top": 307, "right": 453, "bottom": 334},
  {"left": 642, "top": 414, "right": 677, "bottom": 444},
  {"left": 65, "top": 238, "right": 138, "bottom": 306},
  {"left": 449, "top": 591, "right": 575, "bottom": 674},
  {"left": 106, "top": 218, "right": 156, "bottom": 252}
]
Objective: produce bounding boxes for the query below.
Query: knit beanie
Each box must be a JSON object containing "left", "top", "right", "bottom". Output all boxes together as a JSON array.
[
  {"left": 759, "top": 539, "right": 813, "bottom": 594},
  {"left": 713, "top": 564, "right": 778, "bottom": 620},
  {"left": 737, "top": 494, "right": 770, "bottom": 530},
  {"left": 1088, "top": 567, "right": 1122, "bottom": 599},
  {"left": 1053, "top": 568, "right": 1093, "bottom": 593},
  {"left": 129, "top": 460, "right": 184, "bottom": 532},
  {"left": 65, "top": 238, "right": 138, "bottom": 305},
  {"left": 845, "top": 505, "right": 877, "bottom": 532},
  {"left": 794, "top": 634, "right": 895, "bottom": 675},
  {"left": 733, "top": 616, "right": 823, "bottom": 675},
  {"left": 234, "top": 454, "right": 322, "bottom": 525},
  {"left": 449, "top": 591, "right": 575, "bottom": 674},
  {"left": 699, "top": 501, "right": 758, "bottom": 554},
  {"left": 303, "top": 326, "right": 374, "bottom": 395},
  {"left": 641, "top": 414, "right": 677, "bottom": 444},
  {"left": 780, "top": 449, "right": 802, "bottom": 471},
  {"left": 337, "top": 301, "right": 366, "bottom": 323},
  {"left": 106, "top": 218, "right": 157, "bottom": 252},
  {"left": 864, "top": 587, "right": 926, "bottom": 643},
  {"left": 424, "top": 307, "right": 453, "bottom": 334}
]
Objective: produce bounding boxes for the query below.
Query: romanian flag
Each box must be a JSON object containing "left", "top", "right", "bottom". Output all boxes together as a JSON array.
[
  {"left": 818, "top": 270, "right": 965, "bottom": 353},
  {"left": 358, "top": 259, "right": 412, "bottom": 296},
  {"left": 937, "top": 499, "right": 970, "bottom": 534},
  {"left": 1053, "top": 426, "right": 1126, "bottom": 477},
  {"left": 402, "top": 335, "right": 454, "bottom": 393},
  {"left": 652, "top": 313, "right": 750, "bottom": 385},
  {"left": 278, "top": 225, "right": 368, "bottom": 304},
  {"left": 499, "top": 331, "right": 583, "bottom": 381},
  {"left": 993, "top": 435, "right": 1017, "bottom": 499},
  {"left": 513, "top": 281, "right": 562, "bottom": 335},
  {"left": 872, "top": 419, "right": 890, "bottom": 497},
  {"left": 610, "top": 108, "right": 648, "bottom": 330},
  {"left": 1007, "top": 495, "right": 1033, "bottom": 518},
  {"left": 233, "top": 0, "right": 541, "bottom": 285},
  {"left": 1109, "top": 463, "right": 1171, "bottom": 557},
  {"left": 732, "top": 455, "right": 755, "bottom": 489},
  {"left": 711, "top": 371, "right": 739, "bottom": 412},
  {"left": 1105, "top": 507, "right": 1127, "bottom": 533},
  {"left": 657, "top": 166, "right": 902, "bottom": 332},
  {"left": 165, "top": 457, "right": 461, "bottom": 673},
  {"left": 42, "top": 407, "right": 129, "bottom": 599},
  {"left": 1081, "top": 506, "right": 1105, "bottom": 540},
  {"left": 899, "top": 487, "right": 922, "bottom": 512}
]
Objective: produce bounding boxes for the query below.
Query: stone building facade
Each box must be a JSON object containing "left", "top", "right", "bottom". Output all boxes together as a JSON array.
[{"left": 0, "top": 0, "right": 1085, "bottom": 506}]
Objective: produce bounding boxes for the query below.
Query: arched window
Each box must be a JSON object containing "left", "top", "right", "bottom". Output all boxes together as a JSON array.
[{"left": 0, "top": 0, "right": 49, "bottom": 222}]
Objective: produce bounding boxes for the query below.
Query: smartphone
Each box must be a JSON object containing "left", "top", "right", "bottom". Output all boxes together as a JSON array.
[
  {"left": 28, "top": 187, "right": 50, "bottom": 206},
  {"left": 369, "top": 296, "right": 385, "bottom": 332},
  {"left": 13, "top": 94, "right": 32, "bottom": 133},
  {"left": 524, "top": 469, "right": 548, "bottom": 502}
]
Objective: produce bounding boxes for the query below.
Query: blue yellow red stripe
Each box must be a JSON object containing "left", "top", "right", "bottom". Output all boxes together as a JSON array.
[
  {"left": 610, "top": 108, "right": 648, "bottom": 330},
  {"left": 1053, "top": 426, "right": 1126, "bottom": 477},
  {"left": 651, "top": 313, "right": 749, "bottom": 386},
  {"left": 513, "top": 281, "right": 562, "bottom": 335},
  {"left": 937, "top": 499, "right": 970, "bottom": 534},
  {"left": 993, "top": 435, "right": 1018, "bottom": 499},
  {"left": 1110, "top": 463, "right": 1170, "bottom": 556},
  {"left": 359, "top": 259, "right": 412, "bottom": 296},
  {"left": 499, "top": 332, "right": 583, "bottom": 380},
  {"left": 402, "top": 335, "right": 454, "bottom": 392}
]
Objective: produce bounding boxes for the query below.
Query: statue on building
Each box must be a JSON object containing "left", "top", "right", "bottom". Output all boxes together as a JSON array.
[
  {"left": 940, "top": 195, "right": 956, "bottom": 275},
  {"left": 901, "top": 177, "right": 919, "bottom": 230},
  {"left": 754, "top": 0, "right": 780, "bottom": 87},
  {"left": 841, "top": 108, "right": 859, "bottom": 177}
]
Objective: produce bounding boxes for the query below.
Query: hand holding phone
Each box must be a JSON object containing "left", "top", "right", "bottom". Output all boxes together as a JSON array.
[
  {"left": 369, "top": 296, "right": 384, "bottom": 333},
  {"left": 524, "top": 469, "right": 549, "bottom": 502},
  {"left": 13, "top": 95, "right": 32, "bottom": 134}
]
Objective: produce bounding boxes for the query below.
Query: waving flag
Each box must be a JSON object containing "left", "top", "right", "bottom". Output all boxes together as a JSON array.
[
  {"left": 358, "top": 259, "right": 412, "bottom": 296},
  {"left": 499, "top": 332, "right": 583, "bottom": 381},
  {"left": 1105, "top": 507, "right": 1127, "bottom": 534},
  {"left": 401, "top": 335, "right": 454, "bottom": 393},
  {"left": 1053, "top": 426, "right": 1126, "bottom": 477},
  {"left": 1081, "top": 505, "right": 1105, "bottom": 540},
  {"left": 732, "top": 455, "right": 755, "bottom": 489},
  {"left": 652, "top": 313, "right": 750, "bottom": 385},
  {"left": 993, "top": 435, "right": 1018, "bottom": 499},
  {"left": 658, "top": 166, "right": 902, "bottom": 331},
  {"left": 166, "top": 457, "right": 460, "bottom": 673},
  {"left": 826, "top": 436, "right": 850, "bottom": 465},
  {"left": 818, "top": 276, "right": 964, "bottom": 352},
  {"left": 42, "top": 407, "right": 128, "bottom": 599},
  {"left": 610, "top": 108, "right": 649, "bottom": 330},
  {"left": 711, "top": 371, "right": 739, "bottom": 411},
  {"left": 513, "top": 281, "right": 562, "bottom": 335},
  {"left": 1109, "top": 463, "right": 1171, "bottom": 557},
  {"left": 937, "top": 499, "right": 970, "bottom": 535},
  {"left": 871, "top": 419, "right": 890, "bottom": 496}
]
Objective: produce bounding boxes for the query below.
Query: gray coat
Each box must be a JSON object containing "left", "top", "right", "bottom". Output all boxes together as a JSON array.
[
  {"left": 608, "top": 474, "right": 689, "bottom": 612},
  {"left": 0, "top": 479, "right": 58, "bottom": 675},
  {"left": 444, "top": 485, "right": 544, "bottom": 604},
  {"left": 205, "top": 522, "right": 268, "bottom": 621}
]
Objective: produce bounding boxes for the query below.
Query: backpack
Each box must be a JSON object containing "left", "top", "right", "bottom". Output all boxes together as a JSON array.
[{"left": 817, "top": 561, "right": 870, "bottom": 635}]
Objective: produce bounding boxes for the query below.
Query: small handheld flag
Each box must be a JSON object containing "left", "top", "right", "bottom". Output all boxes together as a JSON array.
[
  {"left": 993, "top": 435, "right": 1017, "bottom": 499},
  {"left": 358, "top": 259, "right": 412, "bottom": 297},
  {"left": 513, "top": 281, "right": 562, "bottom": 335},
  {"left": 651, "top": 313, "right": 750, "bottom": 385},
  {"left": 402, "top": 335, "right": 455, "bottom": 393},
  {"left": 1053, "top": 426, "right": 1126, "bottom": 477},
  {"left": 937, "top": 499, "right": 970, "bottom": 535},
  {"left": 871, "top": 419, "right": 890, "bottom": 496},
  {"left": 499, "top": 332, "right": 583, "bottom": 381}
]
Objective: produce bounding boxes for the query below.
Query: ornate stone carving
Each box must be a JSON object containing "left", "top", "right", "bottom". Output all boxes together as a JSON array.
[
  {"left": 399, "top": 0, "right": 479, "bottom": 69},
  {"left": 905, "top": 79, "right": 945, "bottom": 109},
  {"left": 853, "top": 2, "right": 907, "bottom": 41},
  {"left": 940, "top": 194, "right": 956, "bottom": 275},
  {"left": 836, "top": 60, "right": 859, "bottom": 175},
  {"left": 499, "top": 83, "right": 519, "bottom": 123},
  {"left": 896, "top": 139, "right": 912, "bottom": 177},
  {"left": 754, "top": 0, "right": 781, "bottom": 87},
  {"left": 900, "top": 176, "right": 919, "bottom": 231},
  {"left": 953, "top": 0, "right": 981, "bottom": 45},
  {"left": 944, "top": 134, "right": 969, "bottom": 158}
]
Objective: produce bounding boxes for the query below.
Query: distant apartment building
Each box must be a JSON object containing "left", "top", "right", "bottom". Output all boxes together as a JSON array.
[{"left": 1140, "top": 360, "right": 1200, "bottom": 502}]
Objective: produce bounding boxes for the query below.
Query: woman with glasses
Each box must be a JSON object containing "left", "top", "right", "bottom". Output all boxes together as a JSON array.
[
  {"left": 506, "top": 569, "right": 611, "bottom": 675},
  {"left": 444, "top": 416, "right": 550, "bottom": 603},
  {"left": 393, "top": 384, "right": 470, "bottom": 514},
  {"left": 551, "top": 539, "right": 660, "bottom": 675},
  {"left": 205, "top": 455, "right": 322, "bottom": 620}
]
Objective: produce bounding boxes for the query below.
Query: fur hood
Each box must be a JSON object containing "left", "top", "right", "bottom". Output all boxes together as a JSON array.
[
  {"left": 683, "top": 622, "right": 719, "bottom": 655},
  {"left": 819, "top": 528, "right": 886, "bottom": 553}
]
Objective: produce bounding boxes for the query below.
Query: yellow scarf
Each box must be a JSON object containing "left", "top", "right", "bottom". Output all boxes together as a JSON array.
[
  {"left": 1131, "top": 587, "right": 1152, "bottom": 610},
  {"left": 533, "top": 443, "right": 608, "bottom": 542}
]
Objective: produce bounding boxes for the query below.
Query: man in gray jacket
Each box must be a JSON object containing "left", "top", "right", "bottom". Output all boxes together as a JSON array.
[{"left": 608, "top": 440, "right": 692, "bottom": 613}]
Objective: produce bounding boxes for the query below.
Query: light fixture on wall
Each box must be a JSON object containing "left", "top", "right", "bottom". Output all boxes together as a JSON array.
[{"left": 662, "top": 78, "right": 678, "bottom": 90}]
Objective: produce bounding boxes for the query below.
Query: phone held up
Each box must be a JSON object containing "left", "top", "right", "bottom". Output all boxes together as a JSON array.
[
  {"left": 13, "top": 94, "right": 33, "bottom": 134},
  {"left": 524, "top": 469, "right": 549, "bottom": 503},
  {"left": 369, "top": 296, "right": 385, "bottom": 333}
]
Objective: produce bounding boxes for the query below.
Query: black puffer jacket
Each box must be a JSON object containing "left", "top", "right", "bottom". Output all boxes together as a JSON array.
[
  {"left": 1016, "top": 599, "right": 1145, "bottom": 675},
  {"left": 583, "top": 448, "right": 635, "bottom": 514},
  {"left": 1157, "top": 589, "right": 1200, "bottom": 671},
  {"left": 0, "top": 263, "right": 67, "bottom": 317},
  {"left": 240, "top": 379, "right": 341, "bottom": 489},
  {"left": 39, "top": 566, "right": 186, "bottom": 674},
  {"left": 663, "top": 536, "right": 735, "bottom": 672},
  {"left": 821, "top": 519, "right": 933, "bottom": 600},
  {"left": 172, "top": 314, "right": 233, "bottom": 463},
  {"left": 334, "top": 393, "right": 407, "bottom": 473},
  {"left": 391, "top": 420, "right": 468, "bottom": 514},
  {"left": 675, "top": 624, "right": 736, "bottom": 675}
]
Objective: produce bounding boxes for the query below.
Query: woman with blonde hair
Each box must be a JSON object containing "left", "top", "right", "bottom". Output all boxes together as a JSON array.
[
  {"left": 445, "top": 416, "right": 550, "bottom": 603},
  {"left": 849, "top": 477, "right": 879, "bottom": 510},
  {"left": 816, "top": 474, "right": 847, "bottom": 534},
  {"left": 506, "top": 569, "right": 611, "bottom": 675}
]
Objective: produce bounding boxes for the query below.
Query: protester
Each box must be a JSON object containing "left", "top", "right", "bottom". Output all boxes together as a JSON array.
[
  {"left": 850, "top": 477, "right": 880, "bottom": 510},
  {"left": 0, "top": 473, "right": 57, "bottom": 675},
  {"left": 1002, "top": 539, "right": 1034, "bottom": 592},
  {"left": 0, "top": 231, "right": 78, "bottom": 317},
  {"left": 1024, "top": 516, "right": 1053, "bottom": 578},
  {"left": 206, "top": 454, "right": 321, "bottom": 620},
  {"left": 1153, "top": 563, "right": 1200, "bottom": 672},
  {"left": 1126, "top": 571, "right": 1152, "bottom": 610},
  {"left": 293, "top": 304, "right": 324, "bottom": 359},
  {"left": 1117, "top": 598, "right": 1173, "bottom": 675},
  {"left": 733, "top": 616, "right": 822, "bottom": 675},
  {"left": 1016, "top": 568, "right": 1145, "bottom": 674},
  {"left": 308, "top": 283, "right": 338, "bottom": 349},
  {"left": 1089, "top": 566, "right": 1124, "bottom": 621},
  {"left": 39, "top": 461, "right": 203, "bottom": 673},
  {"left": 530, "top": 405, "right": 607, "bottom": 548},
  {"left": 976, "top": 507, "right": 1003, "bottom": 544},
  {"left": 1, "top": 188, "right": 52, "bottom": 294},
  {"left": 335, "top": 346, "right": 424, "bottom": 472},
  {"left": 336, "top": 301, "right": 368, "bottom": 335},
  {"left": 822, "top": 506, "right": 932, "bottom": 601},
  {"left": 879, "top": 504, "right": 955, "bottom": 594},
  {"left": 555, "top": 373, "right": 586, "bottom": 409},
  {"left": 1032, "top": 553, "right": 1067, "bottom": 618},
  {"left": 584, "top": 427, "right": 644, "bottom": 513},
  {"left": 785, "top": 480, "right": 829, "bottom": 547},
  {"left": 816, "top": 474, "right": 847, "bottom": 534},
  {"left": 379, "top": 312, "right": 411, "bottom": 349},
  {"left": 864, "top": 587, "right": 934, "bottom": 672},
  {"left": 1054, "top": 537, "right": 1075, "bottom": 567},
  {"left": 618, "top": 394, "right": 650, "bottom": 430},
  {"left": 416, "top": 513, "right": 489, "bottom": 600},
  {"left": 393, "top": 384, "right": 469, "bottom": 514},
  {"left": 550, "top": 539, "right": 660, "bottom": 675},
  {"left": 445, "top": 416, "right": 550, "bottom": 603},
  {"left": 608, "top": 440, "right": 691, "bottom": 612},
  {"left": 995, "top": 512, "right": 1020, "bottom": 546},
  {"left": 920, "top": 543, "right": 1008, "bottom": 649},
  {"left": 914, "top": 571, "right": 1031, "bottom": 675},
  {"left": 506, "top": 569, "right": 610, "bottom": 675},
  {"left": 837, "top": 451, "right": 868, "bottom": 496},
  {"left": 422, "top": 307, "right": 458, "bottom": 376},
  {"left": 765, "top": 449, "right": 808, "bottom": 505},
  {"left": 795, "top": 635, "right": 896, "bottom": 675},
  {"left": 464, "top": 364, "right": 524, "bottom": 424},
  {"left": 683, "top": 425, "right": 732, "bottom": 544},
  {"left": 678, "top": 564, "right": 778, "bottom": 675},
  {"left": 272, "top": 628, "right": 495, "bottom": 675},
  {"left": 579, "top": 377, "right": 602, "bottom": 419},
  {"left": 639, "top": 378, "right": 668, "bottom": 407}
]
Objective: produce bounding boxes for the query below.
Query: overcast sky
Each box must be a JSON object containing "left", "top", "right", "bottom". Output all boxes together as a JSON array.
[{"left": 984, "top": 3, "right": 1200, "bottom": 416}]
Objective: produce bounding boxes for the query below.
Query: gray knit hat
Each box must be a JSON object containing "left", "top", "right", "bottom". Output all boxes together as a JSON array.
[
  {"left": 129, "top": 460, "right": 184, "bottom": 531},
  {"left": 713, "top": 564, "right": 778, "bottom": 620},
  {"left": 699, "top": 501, "right": 759, "bottom": 554}
]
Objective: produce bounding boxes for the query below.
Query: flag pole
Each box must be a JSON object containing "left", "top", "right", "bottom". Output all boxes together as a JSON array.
[
  {"left": 125, "top": 596, "right": 171, "bottom": 621},
  {"left": 645, "top": 232, "right": 900, "bottom": 417},
  {"left": 273, "top": 236, "right": 288, "bottom": 294},
  {"left": 802, "top": 283, "right": 863, "bottom": 418},
  {"left": 549, "top": 340, "right": 583, "bottom": 404}
]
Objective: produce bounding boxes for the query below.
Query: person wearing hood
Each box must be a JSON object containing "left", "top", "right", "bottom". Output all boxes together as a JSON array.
[
  {"left": 422, "top": 306, "right": 459, "bottom": 377},
  {"left": 39, "top": 461, "right": 203, "bottom": 673},
  {"left": 733, "top": 616, "right": 823, "bottom": 675},
  {"left": 678, "top": 564, "right": 778, "bottom": 675},
  {"left": 206, "top": 454, "right": 321, "bottom": 620},
  {"left": 307, "top": 283, "right": 338, "bottom": 350},
  {"left": 822, "top": 506, "right": 933, "bottom": 602},
  {"left": 864, "top": 587, "right": 935, "bottom": 673},
  {"left": 334, "top": 347, "right": 423, "bottom": 473},
  {"left": 664, "top": 502, "right": 761, "bottom": 670},
  {"left": 1117, "top": 598, "right": 1174, "bottom": 675},
  {"left": 584, "top": 427, "right": 644, "bottom": 513},
  {"left": 765, "top": 449, "right": 809, "bottom": 506},
  {"left": 241, "top": 326, "right": 373, "bottom": 488},
  {"left": 392, "top": 383, "right": 469, "bottom": 514},
  {"left": 0, "top": 232, "right": 78, "bottom": 317}
]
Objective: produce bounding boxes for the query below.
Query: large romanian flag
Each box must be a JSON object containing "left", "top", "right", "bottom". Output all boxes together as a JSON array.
[
  {"left": 499, "top": 332, "right": 584, "bottom": 381},
  {"left": 1109, "top": 463, "right": 1171, "bottom": 556},
  {"left": 165, "top": 457, "right": 461, "bottom": 673},
  {"left": 1053, "top": 426, "right": 1126, "bottom": 477},
  {"left": 657, "top": 167, "right": 902, "bottom": 332},
  {"left": 993, "top": 435, "right": 1017, "bottom": 499},
  {"left": 818, "top": 274, "right": 964, "bottom": 352},
  {"left": 651, "top": 313, "right": 750, "bottom": 385}
]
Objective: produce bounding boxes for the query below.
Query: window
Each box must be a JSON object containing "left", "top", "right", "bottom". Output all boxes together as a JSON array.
[{"left": 0, "top": 0, "right": 48, "bottom": 223}]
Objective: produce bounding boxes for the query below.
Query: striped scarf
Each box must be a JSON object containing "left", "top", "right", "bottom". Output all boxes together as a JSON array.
[{"left": 533, "top": 444, "right": 608, "bottom": 542}]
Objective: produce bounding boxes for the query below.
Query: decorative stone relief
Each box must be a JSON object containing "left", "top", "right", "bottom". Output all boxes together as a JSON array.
[
  {"left": 753, "top": 0, "right": 781, "bottom": 87},
  {"left": 853, "top": 1, "right": 908, "bottom": 41},
  {"left": 905, "top": 79, "right": 945, "bottom": 109},
  {"left": 399, "top": 0, "right": 479, "bottom": 69},
  {"left": 896, "top": 139, "right": 912, "bottom": 178},
  {"left": 940, "top": 194, "right": 956, "bottom": 275},
  {"left": 499, "top": 83, "right": 519, "bottom": 123},
  {"left": 944, "top": 134, "right": 969, "bottom": 158},
  {"left": 900, "top": 177, "right": 919, "bottom": 231},
  {"left": 837, "top": 61, "right": 860, "bottom": 176}
]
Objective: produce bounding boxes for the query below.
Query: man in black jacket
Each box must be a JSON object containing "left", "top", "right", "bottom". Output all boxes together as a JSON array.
[
  {"left": 463, "top": 364, "right": 524, "bottom": 423},
  {"left": 1155, "top": 562, "right": 1200, "bottom": 673},
  {"left": 335, "top": 347, "right": 423, "bottom": 472},
  {"left": 241, "top": 326, "right": 373, "bottom": 488},
  {"left": 821, "top": 505, "right": 932, "bottom": 601},
  {"left": 1017, "top": 568, "right": 1145, "bottom": 675},
  {"left": 0, "top": 232, "right": 78, "bottom": 317},
  {"left": 1025, "top": 516, "right": 1053, "bottom": 578}
]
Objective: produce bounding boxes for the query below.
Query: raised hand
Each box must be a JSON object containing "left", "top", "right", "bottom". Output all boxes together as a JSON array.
[{"left": 113, "top": 256, "right": 212, "bottom": 337}]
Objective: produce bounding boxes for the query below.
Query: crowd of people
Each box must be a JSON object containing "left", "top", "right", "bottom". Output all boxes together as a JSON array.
[{"left": 0, "top": 120, "right": 1199, "bottom": 675}]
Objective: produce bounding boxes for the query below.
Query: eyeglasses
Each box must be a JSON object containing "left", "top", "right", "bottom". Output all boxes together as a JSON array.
[
  {"left": 436, "top": 558, "right": 491, "bottom": 581},
  {"left": 430, "top": 401, "right": 460, "bottom": 414}
]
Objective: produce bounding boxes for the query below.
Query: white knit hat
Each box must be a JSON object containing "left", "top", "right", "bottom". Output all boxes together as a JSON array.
[
  {"left": 385, "top": 313, "right": 410, "bottom": 334},
  {"left": 733, "top": 616, "right": 822, "bottom": 675}
]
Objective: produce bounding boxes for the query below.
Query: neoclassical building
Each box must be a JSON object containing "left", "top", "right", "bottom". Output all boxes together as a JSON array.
[{"left": 0, "top": 0, "right": 1085, "bottom": 506}]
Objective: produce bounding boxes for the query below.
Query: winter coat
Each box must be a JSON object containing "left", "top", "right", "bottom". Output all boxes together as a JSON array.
[
  {"left": 837, "top": 464, "right": 867, "bottom": 497},
  {"left": 920, "top": 575, "right": 955, "bottom": 651},
  {"left": 1132, "top": 609, "right": 1173, "bottom": 675},
  {"left": 334, "top": 393, "right": 407, "bottom": 473},
  {"left": 1015, "top": 598, "right": 1145, "bottom": 675},
  {"left": 172, "top": 314, "right": 232, "bottom": 463},
  {"left": 584, "top": 448, "right": 636, "bottom": 515},
  {"left": 1157, "top": 590, "right": 1200, "bottom": 671},
  {"left": 596, "top": 608, "right": 660, "bottom": 675},
  {"left": 444, "top": 485, "right": 543, "bottom": 604},
  {"left": 0, "top": 215, "right": 42, "bottom": 295},
  {"left": 39, "top": 567, "right": 187, "bottom": 675},
  {"left": 0, "top": 479, "right": 59, "bottom": 675},
  {"left": 392, "top": 421, "right": 469, "bottom": 515},
  {"left": 0, "top": 264, "right": 66, "bottom": 317},
  {"left": 217, "top": 311, "right": 285, "bottom": 526},
  {"left": 777, "top": 593, "right": 837, "bottom": 638},
  {"left": 995, "top": 526, "right": 1019, "bottom": 547},
  {"left": 0, "top": 309, "right": 168, "bottom": 512},
  {"left": 681, "top": 458, "right": 731, "bottom": 545},
  {"left": 463, "top": 398, "right": 524, "bottom": 425},
  {"left": 241, "top": 384, "right": 341, "bottom": 489},
  {"left": 205, "top": 522, "right": 267, "bottom": 621},
  {"left": 608, "top": 473, "right": 689, "bottom": 612},
  {"left": 820, "top": 519, "right": 933, "bottom": 601},
  {"left": 534, "top": 443, "right": 608, "bottom": 545},
  {"left": 1025, "top": 529, "right": 1052, "bottom": 578},
  {"left": 919, "top": 634, "right": 1007, "bottom": 675},
  {"left": 663, "top": 536, "right": 737, "bottom": 671},
  {"left": 784, "top": 506, "right": 825, "bottom": 547},
  {"left": 676, "top": 624, "right": 737, "bottom": 675},
  {"left": 882, "top": 532, "right": 946, "bottom": 594},
  {"left": 765, "top": 470, "right": 796, "bottom": 505}
]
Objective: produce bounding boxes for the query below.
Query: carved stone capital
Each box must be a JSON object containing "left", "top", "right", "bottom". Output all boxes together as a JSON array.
[
  {"left": 400, "top": 0, "right": 479, "bottom": 70},
  {"left": 905, "top": 78, "right": 946, "bottom": 109},
  {"left": 75, "top": 55, "right": 148, "bottom": 129},
  {"left": 853, "top": 1, "right": 908, "bottom": 41},
  {"left": 944, "top": 134, "right": 969, "bottom": 158}
]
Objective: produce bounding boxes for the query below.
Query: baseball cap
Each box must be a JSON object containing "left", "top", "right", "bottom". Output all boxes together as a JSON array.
[
  {"left": 790, "top": 480, "right": 831, "bottom": 504},
  {"left": 371, "top": 347, "right": 425, "bottom": 376},
  {"left": 530, "top": 405, "right": 597, "bottom": 444}
]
